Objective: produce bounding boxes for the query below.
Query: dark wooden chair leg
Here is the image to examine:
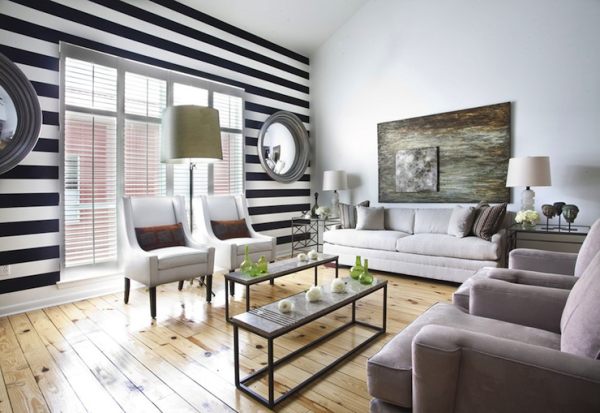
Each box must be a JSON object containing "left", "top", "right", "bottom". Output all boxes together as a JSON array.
[
  {"left": 269, "top": 279, "right": 275, "bottom": 285},
  {"left": 229, "top": 281, "right": 235, "bottom": 296},
  {"left": 149, "top": 286, "right": 157, "bottom": 319},
  {"left": 178, "top": 280, "right": 184, "bottom": 291},
  {"left": 124, "top": 278, "right": 130, "bottom": 304},
  {"left": 206, "top": 275, "right": 213, "bottom": 303}
]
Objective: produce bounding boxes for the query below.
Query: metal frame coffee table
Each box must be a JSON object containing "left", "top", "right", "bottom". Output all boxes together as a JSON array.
[
  {"left": 230, "top": 277, "right": 387, "bottom": 408},
  {"left": 224, "top": 253, "right": 339, "bottom": 321}
]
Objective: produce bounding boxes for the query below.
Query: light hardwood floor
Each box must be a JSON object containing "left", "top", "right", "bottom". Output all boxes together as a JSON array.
[{"left": 0, "top": 265, "right": 455, "bottom": 413}]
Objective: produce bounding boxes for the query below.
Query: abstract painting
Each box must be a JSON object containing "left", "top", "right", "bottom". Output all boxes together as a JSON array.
[
  {"left": 378, "top": 102, "right": 511, "bottom": 203},
  {"left": 395, "top": 147, "right": 438, "bottom": 192}
]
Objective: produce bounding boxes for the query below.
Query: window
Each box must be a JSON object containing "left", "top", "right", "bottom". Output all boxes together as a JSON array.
[{"left": 61, "top": 44, "right": 244, "bottom": 269}]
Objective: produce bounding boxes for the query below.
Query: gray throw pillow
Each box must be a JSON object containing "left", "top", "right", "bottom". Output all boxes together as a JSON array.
[
  {"left": 356, "top": 206, "right": 384, "bottom": 230},
  {"left": 472, "top": 203, "right": 507, "bottom": 241},
  {"left": 339, "top": 200, "right": 369, "bottom": 229},
  {"left": 447, "top": 205, "right": 476, "bottom": 238}
]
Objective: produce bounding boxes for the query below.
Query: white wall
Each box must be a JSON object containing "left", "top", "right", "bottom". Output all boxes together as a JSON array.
[{"left": 311, "top": 0, "right": 600, "bottom": 225}]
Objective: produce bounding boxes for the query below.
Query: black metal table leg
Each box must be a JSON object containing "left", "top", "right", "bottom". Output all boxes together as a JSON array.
[
  {"left": 335, "top": 257, "right": 339, "bottom": 278},
  {"left": 352, "top": 301, "right": 356, "bottom": 323},
  {"left": 234, "top": 325, "right": 240, "bottom": 387},
  {"left": 268, "top": 338, "right": 274, "bottom": 407},
  {"left": 314, "top": 265, "right": 318, "bottom": 286},
  {"left": 225, "top": 279, "right": 230, "bottom": 321},
  {"left": 246, "top": 285, "right": 251, "bottom": 311}
]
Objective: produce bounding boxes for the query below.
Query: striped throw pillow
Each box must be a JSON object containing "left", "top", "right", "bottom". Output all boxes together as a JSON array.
[
  {"left": 339, "top": 200, "right": 370, "bottom": 229},
  {"left": 472, "top": 203, "right": 507, "bottom": 241}
]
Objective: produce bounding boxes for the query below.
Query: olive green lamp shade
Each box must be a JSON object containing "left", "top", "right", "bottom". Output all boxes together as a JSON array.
[{"left": 161, "top": 105, "right": 222, "bottom": 163}]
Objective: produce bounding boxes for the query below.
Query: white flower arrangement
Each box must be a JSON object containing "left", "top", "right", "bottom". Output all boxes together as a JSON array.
[
  {"left": 515, "top": 210, "right": 540, "bottom": 224},
  {"left": 315, "top": 206, "right": 330, "bottom": 218},
  {"left": 331, "top": 278, "right": 346, "bottom": 293},
  {"left": 278, "top": 299, "right": 293, "bottom": 313},
  {"left": 305, "top": 286, "right": 323, "bottom": 302}
]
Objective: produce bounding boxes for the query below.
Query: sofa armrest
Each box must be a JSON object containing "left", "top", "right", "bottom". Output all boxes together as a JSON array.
[
  {"left": 485, "top": 267, "right": 578, "bottom": 290},
  {"left": 470, "top": 278, "right": 569, "bottom": 333},
  {"left": 412, "top": 325, "right": 600, "bottom": 413},
  {"left": 509, "top": 248, "right": 577, "bottom": 275}
]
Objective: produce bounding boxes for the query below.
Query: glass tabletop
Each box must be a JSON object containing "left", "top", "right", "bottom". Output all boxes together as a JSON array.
[{"left": 510, "top": 223, "right": 590, "bottom": 235}]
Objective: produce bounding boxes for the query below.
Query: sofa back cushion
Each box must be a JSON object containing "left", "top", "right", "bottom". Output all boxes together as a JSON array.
[
  {"left": 384, "top": 208, "right": 415, "bottom": 234},
  {"left": 574, "top": 218, "right": 600, "bottom": 277},
  {"left": 414, "top": 209, "right": 453, "bottom": 234},
  {"left": 356, "top": 206, "right": 385, "bottom": 230},
  {"left": 561, "top": 250, "right": 600, "bottom": 359},
  {"left": 447, "top": 206, "right": 476, "bottom": 238}
]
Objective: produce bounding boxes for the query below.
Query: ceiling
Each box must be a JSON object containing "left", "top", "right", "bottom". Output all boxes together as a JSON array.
[{"left": 178, "top": 0, "right": 370, "bottom": 57}]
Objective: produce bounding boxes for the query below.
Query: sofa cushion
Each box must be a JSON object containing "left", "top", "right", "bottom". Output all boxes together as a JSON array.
[
  {"left": 339, "top": 200, "right": 369, "bottom": 229},
  {"left": 447, "top": 205, "right": 476, "bottom": 238},
  {"left": 324, "top": 229, "right": 409, "bottom": 251},
  {"left": 367, "top": 303, "right": 560, "bottom": 408},
  {"left": 472, "top": 203, "right": 507, "bottom": 241},
  {"left": 561, "top": 251, "right": 600, "bottom": 359},
  {"left": 574, "top": 219, "right": 600, "bottom": 277},
  {"left": 384, "top": 208, "right": 415, "bottom": 234},
  {"left": 395, "top": 233, "right": 500, "bottom": 261},
  {"left": 154, "top": 246, "right": 208, "bottom": 270},
  {"left": 414, "top": 208, "right": 453, "bottom": 234},
  {"left": 356, "top": 206, "right": 384, "bottom": 230}
]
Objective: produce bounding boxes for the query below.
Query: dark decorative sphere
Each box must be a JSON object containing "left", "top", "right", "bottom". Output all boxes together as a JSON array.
[{"left": 541, "top": 204, "right": 556, "bottom": 219}]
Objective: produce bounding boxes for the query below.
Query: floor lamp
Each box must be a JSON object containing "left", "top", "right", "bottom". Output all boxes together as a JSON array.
[{"left": 161, "top": 105, "right": 223, "bottom": 230}]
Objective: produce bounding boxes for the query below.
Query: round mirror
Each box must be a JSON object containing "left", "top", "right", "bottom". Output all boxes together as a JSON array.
[
  {"left": 257, "top": 111, "right": 309, "bottom": 183},
  {"left": 0, "top": 52, "right": 42, "bottom": 175}
]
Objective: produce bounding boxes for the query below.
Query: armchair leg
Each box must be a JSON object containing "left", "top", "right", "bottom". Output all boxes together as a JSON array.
[
  {"left": 229, "top": 281, "right": 235, "bottom": 296},
  {"left": 149, "top": 287, "right": 157, "bottom": 319},
  {"left": 206, "top": 275, "right": 213, "bottom": 303},
  {"left": 124, "top": 278, "right": 130, "bottom": 304},
  {"left": 270, "top": 279, "right": 274, "bottom": 285},
  {"left": 178, "top": 281, "right": 184, "bottom": 291}
]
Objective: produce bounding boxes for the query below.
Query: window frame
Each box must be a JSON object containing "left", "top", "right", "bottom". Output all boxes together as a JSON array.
[{"left": 59, "top": 42, "right": 245, "bottom": 275}]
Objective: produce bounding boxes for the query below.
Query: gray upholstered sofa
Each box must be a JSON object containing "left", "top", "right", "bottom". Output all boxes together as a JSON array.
[
  {"left": 323, "top": 207, "right": 512, "bottom": 283},
  {"left": 367, "top": 248, "right": 600, "bottom": 413}
]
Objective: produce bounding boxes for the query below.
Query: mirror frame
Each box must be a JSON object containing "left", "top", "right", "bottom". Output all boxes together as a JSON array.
[
  {"left": 257, "top": 111, "right": 309, "bottom": 183},
  {"left": 0, "top": 52, "right": 42, "bottom": 175}
]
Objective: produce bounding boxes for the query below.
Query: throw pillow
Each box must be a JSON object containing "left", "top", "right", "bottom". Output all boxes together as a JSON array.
[
  {"left": 356, "top": 206, "right": 385, "bottom": 230},
  {"left": 472, "top": 203, "right": 507, "bottom": 241},
  {"left": 211, "top": 219, "right": 251, "bottom": 240},
  {"left": 447, "top": 205, "right": 476, "bottom": 238},
  {"left": 135, "top": 223, "right": 186, "bottom": 251},
  {"left": 339, "top": 200, "right": 370, "bottom": 229}
]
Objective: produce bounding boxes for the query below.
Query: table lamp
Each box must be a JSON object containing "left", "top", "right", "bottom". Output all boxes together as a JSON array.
[
  {"left": 162, "top": 105, "right": 222, "bottom": 229},
  {"left": 506, "top": 156, "right": 551, "bottom": 211},
  {"left": 323, "top": 170, "right": 348, "bottom": 218}
]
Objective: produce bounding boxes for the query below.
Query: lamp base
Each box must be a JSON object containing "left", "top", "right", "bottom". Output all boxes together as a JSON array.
[
  {"left": 521, "top": 188, "right": 535, "bottom": 211},
  {"left": 330, "top": 190, "right": 340, "bottom": 218}
]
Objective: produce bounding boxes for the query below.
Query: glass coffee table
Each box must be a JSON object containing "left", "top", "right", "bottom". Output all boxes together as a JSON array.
[
  {"left": 230, "top": 276, "right": 387, "bottom": 408},
  {"left": 224, "top": 253, "right": 339, "bottom": 320}
]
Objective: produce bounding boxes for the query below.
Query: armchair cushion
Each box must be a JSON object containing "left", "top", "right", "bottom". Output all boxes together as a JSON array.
[
  {"left": 509, "top": 248, "right": 578, "bottom": 275},
  {"left": 154, "top": 246, "right": 209, "bottom": 270},
  {"left": 135, "top": 223, "right": 185, "bottom": 251},
  {"left": 206, "top": 196, "right": 240, "bottom": 221},
  {"left": 561, "top": 251, "right": 600, "bottom": 359},
  {"left": 227, "top": 237, "right": 274, "bottom": 255},
  {"left": 210, "top": 219, "right": 250, "bottom": 240}
]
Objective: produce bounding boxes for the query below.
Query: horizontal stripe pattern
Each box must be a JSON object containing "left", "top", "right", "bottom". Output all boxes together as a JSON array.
[{"left": 0, "top": 0, "right": 310, "bottom": 293}]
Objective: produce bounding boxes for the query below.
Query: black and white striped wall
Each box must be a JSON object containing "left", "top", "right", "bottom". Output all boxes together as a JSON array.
[{"left": 0, "top": 0, "right": 310, "bottom": 294}]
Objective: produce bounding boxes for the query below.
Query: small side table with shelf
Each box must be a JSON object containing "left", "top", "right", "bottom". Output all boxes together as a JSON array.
[
  {"left": 291, "top": 216, "right": 341, "bottom": 255},
  {"left": 507, "top": 224, "right": 590, "bottom": 258}
]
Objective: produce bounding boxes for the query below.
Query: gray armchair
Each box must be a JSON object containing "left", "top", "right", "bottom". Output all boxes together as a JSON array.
[
  {"left": 453, "top": 218, "right": 600, "bottom": 310},
  {"left": 367, "top": 250, "right": 600, "bottom": 413}
]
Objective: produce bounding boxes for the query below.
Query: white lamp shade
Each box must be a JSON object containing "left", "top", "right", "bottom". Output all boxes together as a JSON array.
[
  {"left": 506, "top": 156, "right": 551, "bottom": 187},
  {"left": 323, "top": 170, "right": 348, "bottom": 191},
  {"left": 161, "top": 105, "right": 222, "bottom": 163}
]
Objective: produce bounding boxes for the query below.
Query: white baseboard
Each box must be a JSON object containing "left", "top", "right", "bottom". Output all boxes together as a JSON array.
[{"left": 0, "top": 274, "right": 124, "bottom": 317}]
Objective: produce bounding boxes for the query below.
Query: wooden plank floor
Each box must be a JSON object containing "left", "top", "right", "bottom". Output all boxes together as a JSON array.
[{"left": 0, "top": 265, "right": 455, "bottom": 413}]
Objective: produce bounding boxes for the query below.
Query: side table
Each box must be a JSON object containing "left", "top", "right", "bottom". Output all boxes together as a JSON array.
[
  {"left": 291, "top": 216, "right": 340, "bottom": 255},
  {"left": 507, "top": 224, "right": 590, "bottom": 262}
]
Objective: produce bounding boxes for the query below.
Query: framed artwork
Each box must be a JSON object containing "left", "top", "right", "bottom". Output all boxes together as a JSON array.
[{"left": 378, "top": 102, "right": 511, "bottom": 203}]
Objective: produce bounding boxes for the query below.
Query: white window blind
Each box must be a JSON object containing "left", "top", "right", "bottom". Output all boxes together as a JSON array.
[{"left": 62, "top": 44, "right": 245, "bottom": 269}]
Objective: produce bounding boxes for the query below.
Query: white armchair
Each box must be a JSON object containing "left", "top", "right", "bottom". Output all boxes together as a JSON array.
[
  {"left": 196, "top": 195, "right": 277, "bottom": 295},
  {"left": 121, "top": 196, "right": 215, "bottom": 318}
]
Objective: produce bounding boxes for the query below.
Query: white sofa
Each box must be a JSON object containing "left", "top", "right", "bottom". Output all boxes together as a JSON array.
[{"left": 323, "top": 207, "right": 511, "bottom": 283}]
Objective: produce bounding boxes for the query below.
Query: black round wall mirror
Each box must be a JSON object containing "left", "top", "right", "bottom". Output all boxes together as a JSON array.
[{"left": 0, "top": 52, "right": 42, "bottom": 175}]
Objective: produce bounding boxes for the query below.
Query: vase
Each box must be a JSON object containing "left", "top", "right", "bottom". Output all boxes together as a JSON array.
[
  {"left": 257, "top": 255, "right": 268, "bottom": 273},
  {"left": 359, "top": 259, "right": 373, "bottom": 285},
  {"left": 310, "top": 192, "right": 319, "bottom": 218},
  {"left": 240, "top": 245, "right": 254, "bottom": 274},
  {"left": 350, "top": 256, "right": 363, "bottom": 280},
  {"left": 521, "top": 221, "right": 536, "bottom": 230}
]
